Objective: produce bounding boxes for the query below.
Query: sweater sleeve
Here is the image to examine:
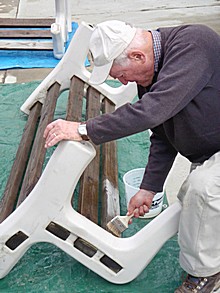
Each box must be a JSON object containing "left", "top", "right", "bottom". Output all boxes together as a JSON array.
[
  {"left": 86, "top": 40, "right": 212, "bottom": 145},
  {"left": 140, "top": 132, "right": 177, "bottom": 192}
]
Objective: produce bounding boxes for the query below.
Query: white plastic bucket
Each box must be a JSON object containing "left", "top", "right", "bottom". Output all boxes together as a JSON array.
[{"left": 123, "top": 168, "right": 164, "bottom": 218}]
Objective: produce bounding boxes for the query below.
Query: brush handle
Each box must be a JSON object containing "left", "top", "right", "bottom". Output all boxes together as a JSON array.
[
  {"left": 126, "top": 213, "right": 134, "bottom": 221},
  {"left": 123, "top": 209, "right": 140, "bottom": 224},
  {"left": 120, "top": 213, "right": 134, "bottom": 225}
]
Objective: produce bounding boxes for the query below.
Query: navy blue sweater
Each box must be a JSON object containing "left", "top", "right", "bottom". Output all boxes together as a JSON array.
[{"left": 87, "top": 25, "right": 220, "bottom": 192}]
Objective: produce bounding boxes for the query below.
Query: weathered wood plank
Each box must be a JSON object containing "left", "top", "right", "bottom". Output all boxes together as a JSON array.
[
  {"left": 0, "top": 29, "right": 52, "bottom": 39},
  {"left": 0, "top": 18, "right": 55, "bottom": 28},
  {"left": 66, "top": 76, "right": 85, "bottom": 121},
  {"left": 78, "top": 86, "right": 101, "bottom": 223},
  {"left": 16, "top": 82, "right": 61, "bottom": 206},
  {"left": 101, "top": 98, "right": 120, "bottom": 230},
  {"left": 0, "top": 40, "right": 53, "bottom": 50},
  {"left": 1, "top": 74, "right": 120, "bottom": 229},
  {"left": 0, "top": 102, "right": 42, "bottom": 223}
]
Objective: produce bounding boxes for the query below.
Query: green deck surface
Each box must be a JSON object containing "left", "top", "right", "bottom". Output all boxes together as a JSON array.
[{"left": 0, "top": 81, "right": 183, "bottom": 292}]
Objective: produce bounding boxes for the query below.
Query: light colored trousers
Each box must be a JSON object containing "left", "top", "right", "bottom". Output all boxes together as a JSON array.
[{"left": 177, "top": 151, "right": 220, "bottom": 277}]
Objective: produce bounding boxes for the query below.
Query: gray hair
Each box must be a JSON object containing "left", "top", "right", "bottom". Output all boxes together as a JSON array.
[{"left": 113, "top": 28, "right": 146, "bottom": 67}]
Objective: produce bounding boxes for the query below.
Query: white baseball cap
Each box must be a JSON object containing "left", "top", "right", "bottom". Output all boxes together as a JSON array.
[{"left": 89, "top": 20, "right": 137, "bottom": 85}]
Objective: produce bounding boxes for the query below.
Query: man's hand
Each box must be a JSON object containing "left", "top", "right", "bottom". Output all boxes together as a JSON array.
[
  {"left": 43, "top": 119, "right": 82, "bottom": 148},
  {"left": 127, "top": 189, "right": 155, "bottom": 219}
]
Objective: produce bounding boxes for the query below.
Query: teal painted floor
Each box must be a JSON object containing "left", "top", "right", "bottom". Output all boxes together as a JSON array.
[{"left": 0, "top": 81, "right": 184, "bottom": 292}]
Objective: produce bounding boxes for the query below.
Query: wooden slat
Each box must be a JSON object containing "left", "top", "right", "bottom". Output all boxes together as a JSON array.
[
  {"left": 1, "top": 75, "right": 120, "bottom": 230},
  {"left": 0, "top": 29, "right": 52, "bottom": 39},
  {"left": 78, "top": 86, "right": 101, "bottom": 223},
  {"left": 0, "top": 40, "right": 53, "bottom": 50},
  {"left": 0, "top": 102, "right": 42, "bottom": 223},
  {"left": 0, "top": 18, "right": 55, "bottom": 28},
  {"left": 66, "top": 76, "right": 85, "bottom": 121},
  {"left": 101, "top": 98, "right": 120, "bottom": 229},
  {"left": 16, "top": 82, "right": 61, "bottom": 207}
]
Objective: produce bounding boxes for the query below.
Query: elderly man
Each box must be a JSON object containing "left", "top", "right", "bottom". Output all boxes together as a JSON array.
[{"left": 44, "top": 20, "right": 220, "bottom": 292}]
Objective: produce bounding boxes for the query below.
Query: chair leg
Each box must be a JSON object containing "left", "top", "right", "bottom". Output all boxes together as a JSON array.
[
  {"left": 66, "top": 0, "right": 72, "bottom": 33},
  {"left": 51, "top": 22, "right": 65, "bottom": 59}
]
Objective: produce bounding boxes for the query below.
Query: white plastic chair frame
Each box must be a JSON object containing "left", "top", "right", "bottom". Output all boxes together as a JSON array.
[
  {"left": 0, "top": 140, "right": 181, "bottom": 283},
  {"left": 0, "top": 20, "right": 182, "bottom": 283}
]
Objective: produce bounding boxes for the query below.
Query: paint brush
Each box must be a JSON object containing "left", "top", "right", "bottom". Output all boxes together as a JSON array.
[{"left": 107, "top": 213, "right": 135, "bottom": 237}]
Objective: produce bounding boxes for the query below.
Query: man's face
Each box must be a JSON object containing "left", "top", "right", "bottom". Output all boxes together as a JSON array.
[{"left": 109, "top": 55, "right": 154, "bottom": 87}]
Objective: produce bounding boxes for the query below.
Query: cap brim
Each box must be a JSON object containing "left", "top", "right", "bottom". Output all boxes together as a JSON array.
[{"left": 89, "top": 60, "right": 113, "bottom": 85}]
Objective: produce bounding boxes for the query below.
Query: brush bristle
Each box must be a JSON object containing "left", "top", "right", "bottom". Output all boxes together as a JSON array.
[
  {"left": 110, "top": 217, "right": 127, "bottom": 231},
  {"left": 107, "top": 216, "right": 129, "bottom": 237},
  {"left": 107, "top": 221, "right": 121, "bottom": 237}
]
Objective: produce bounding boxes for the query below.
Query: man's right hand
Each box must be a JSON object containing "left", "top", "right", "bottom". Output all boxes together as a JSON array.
[{"left": 127, "top": 189, "right": 155, "bottom": 219}]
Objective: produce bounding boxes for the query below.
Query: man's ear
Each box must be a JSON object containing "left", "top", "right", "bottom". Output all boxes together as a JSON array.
[{"left": 128, "top": 51, "right": 146, "bottom": 63}]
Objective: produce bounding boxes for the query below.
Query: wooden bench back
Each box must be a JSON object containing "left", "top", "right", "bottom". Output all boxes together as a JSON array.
[{"left": 0, "top": 76, "right": 120, "bottom": 230}]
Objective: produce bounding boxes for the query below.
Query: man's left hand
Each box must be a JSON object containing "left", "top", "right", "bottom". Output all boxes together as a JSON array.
[{"left": 43, "top": 119, "right": 82, "bottom": 148}]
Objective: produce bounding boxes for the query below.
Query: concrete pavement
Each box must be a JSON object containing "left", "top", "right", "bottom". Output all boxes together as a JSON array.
[
  {"left": 1, "top": 0, "right": 220, "bottom": 33},
  {"left": 0, "top": 0, "right": 219, "bottom": 84}
]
